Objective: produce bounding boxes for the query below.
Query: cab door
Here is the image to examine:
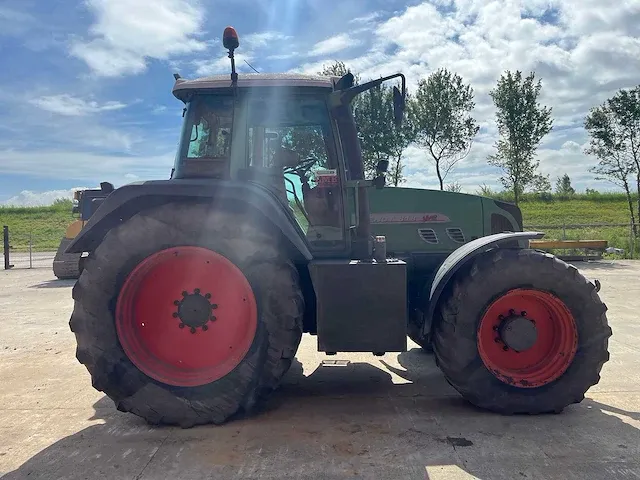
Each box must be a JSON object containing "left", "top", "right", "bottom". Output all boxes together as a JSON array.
[{"left": 244, "top": 93, "right": 349, "bottom": 255}]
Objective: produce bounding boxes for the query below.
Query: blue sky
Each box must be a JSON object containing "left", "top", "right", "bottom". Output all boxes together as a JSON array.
[{"left": 1, "top": 0, "right": 640, "bottom": 205}]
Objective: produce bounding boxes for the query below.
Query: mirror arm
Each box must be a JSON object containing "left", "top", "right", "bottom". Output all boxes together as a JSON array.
[{"left": 340, "top": 73, "right": 406, "bottom": 104}]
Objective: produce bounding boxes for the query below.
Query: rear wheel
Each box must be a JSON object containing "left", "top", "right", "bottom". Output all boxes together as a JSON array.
[
  {"left": 433, "top": 248, "right": 611, "bottom": 414},
  {"left": 408, "top": 320, "right": 433, "bottom": 353},
  {"left": 69, "top": 202, "right": 304, "bottom": 427},
  {"left": 407, "top": 278, "right": 434, "bottom": 353}
]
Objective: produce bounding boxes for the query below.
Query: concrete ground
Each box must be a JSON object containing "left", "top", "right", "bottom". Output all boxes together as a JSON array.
[{"left": 0, "top": 261, "right": 639, "bottom": 480}]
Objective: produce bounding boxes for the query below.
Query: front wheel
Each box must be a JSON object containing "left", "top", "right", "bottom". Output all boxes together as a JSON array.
[{"left": 433, "top": 248, "right": 612, "bottom": 414}]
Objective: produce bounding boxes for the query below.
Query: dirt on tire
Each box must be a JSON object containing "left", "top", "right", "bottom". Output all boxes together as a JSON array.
[
  {"left": 432, "top": 248, "right": 612, "bottom": 414},
  {"left": 69, "top": 202, "right": 304, "bottom": 427}
]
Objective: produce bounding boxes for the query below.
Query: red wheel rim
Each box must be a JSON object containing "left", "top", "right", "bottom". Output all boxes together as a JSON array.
[
  {"left": 477, "top": 288, "right": 578, "bottom": 388},
  {"left": 115, "top": 246, "right": 258, "bottom": 387}
]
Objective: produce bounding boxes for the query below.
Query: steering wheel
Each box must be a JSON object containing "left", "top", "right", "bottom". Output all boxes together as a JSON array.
[{"left": 284, "top": 157, "right": 317, "bottom": 182}]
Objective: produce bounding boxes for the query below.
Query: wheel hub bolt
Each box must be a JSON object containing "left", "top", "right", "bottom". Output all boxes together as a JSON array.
[
  {"left": 497, "top": 312, "right": 538, "bottom": 352},
  {"left": 173, "top": 289, "right": 217, "bottom": 333}
]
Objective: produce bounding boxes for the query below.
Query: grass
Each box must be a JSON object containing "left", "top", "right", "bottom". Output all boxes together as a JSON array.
[
  {"left": 514, "top": 193, "right": 638, "bottom": 259},
  {"left": 0, "top": 200, "right": 75, "bottom": 252},
  {"left": 1, "top": 193, "right": 638, "bottom": 258}
]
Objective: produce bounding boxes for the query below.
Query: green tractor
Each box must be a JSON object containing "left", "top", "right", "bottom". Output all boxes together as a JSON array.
[{"left": 65, "top": 27, "right": 611, "bottom": 427}]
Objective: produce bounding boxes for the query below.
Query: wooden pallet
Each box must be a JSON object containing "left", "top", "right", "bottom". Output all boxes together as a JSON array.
[{"left": 529, "top": 239, "right": 608, "bottom": 261}]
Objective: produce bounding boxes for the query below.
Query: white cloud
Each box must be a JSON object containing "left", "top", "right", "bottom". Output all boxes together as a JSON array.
[
  {"left": 70, "top": 0, "right": 207, "bottom": 77},
  {"left": 244, "top": 31, "right": 291, "bottom": 49},
  {"left": 4, "top": 0, "right": 640, "bottom": 198},
  {"left": 309, "top": 33, "right": 359, "bottom": 57},
  {"left": 152, "top": 105, "right": 168, "bottom": 114},
  {"left": 193, "top": 52, "right": 255, "bottom": 76},
  {"left": 0, "top": 149, "right": 174, "bottom": 183},
  {"left": 0, "top": 5, "right": 36, "bottom": 37},
  {"left": 292, "top": 0, "right": 640, "bottom": 193},
  {"left": 189, "top": 30, "right": 291, "bottom": 76},
  {"left": 349, "top": 12, "right": 382, "bottom": 25},
  {"left": 1, "top": 188, "right": 93, "bottom": 207},
  {"left": 29, "top": 94, "right": 127, "bottom": 116}
]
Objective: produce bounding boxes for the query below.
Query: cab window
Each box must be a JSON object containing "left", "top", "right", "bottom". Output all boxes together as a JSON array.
[{"left": 245, "top": 96, "right": 344, "bottom": 248}]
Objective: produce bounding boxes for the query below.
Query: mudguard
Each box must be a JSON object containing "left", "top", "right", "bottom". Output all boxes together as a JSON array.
[
  {"left": 65, "top": 179, "right": 313, "bottom": 261},
  {"left": 423, "top": 231, "right": 545, "bottom": 336}
]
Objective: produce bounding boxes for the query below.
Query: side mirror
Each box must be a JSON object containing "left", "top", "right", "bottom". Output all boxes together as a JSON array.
[
  {"left": 373, "top": 160, "right": 388, "bottom": 189},
  {"left": 393, "top": 86, "right": 405, "bottom": 127},
  {"left": 334, "top": 72, "right": 355, "bottom": 91},
  {"left": 376, "top": 159, "right": 389, "bottom": 174}
]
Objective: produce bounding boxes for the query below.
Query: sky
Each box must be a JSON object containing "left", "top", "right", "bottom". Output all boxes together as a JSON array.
[{"left": 1, "top": 0, "right": 639, "bottom": 205}]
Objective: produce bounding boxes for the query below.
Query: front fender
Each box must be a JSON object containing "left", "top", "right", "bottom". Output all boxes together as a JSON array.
[
  {"left": 423, "top": 231, "right": 545, "bottom": 336},
  {"left": 65, "top": 179, "right": 313, "bottom": 262}
]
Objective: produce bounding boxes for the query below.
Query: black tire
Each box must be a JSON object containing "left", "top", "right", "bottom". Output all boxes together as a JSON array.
[
  {"left": 433, "top": 248, "right": 611, "bottom": 414},
  {"left": 53, "top": 237, "right": 81, "bottom": 279},
  {"left": 69, "top": 202, "right": 304, "bottom": 427},
  {"left": 407, "top": 320, "right": 433, "bottom": 353},
  {"left": 407, "top": 279, "right": 434, "bottom": 353}
]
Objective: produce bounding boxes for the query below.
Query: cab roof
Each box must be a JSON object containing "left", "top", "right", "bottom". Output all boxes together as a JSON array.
[{"left": 172, "top": 73, "right": 339, "bottom": 102}]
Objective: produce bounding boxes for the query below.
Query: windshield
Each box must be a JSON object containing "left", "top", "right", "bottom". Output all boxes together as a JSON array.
[
  {"left": 246, "top": 96, "right": 332, "bottom": 169},
  {"left": 184, "top": 96, "right": 234, "bottom": 160}
]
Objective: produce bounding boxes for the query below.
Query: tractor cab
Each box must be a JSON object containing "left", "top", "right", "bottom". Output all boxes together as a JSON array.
[
  {"left": 171, "top": 76, "right": 348, "bottom": 249},
  {"left": 170, "top": 27, "right": 405, "bottom": 259}
]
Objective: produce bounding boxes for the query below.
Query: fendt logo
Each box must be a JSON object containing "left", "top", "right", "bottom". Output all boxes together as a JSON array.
[{"left": 370, "top": 213, "right": 451, "bottom": 224}]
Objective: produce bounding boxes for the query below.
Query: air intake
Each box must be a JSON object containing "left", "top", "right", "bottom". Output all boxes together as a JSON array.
[
  {"left": 446, "top": 227, "right": 465, "bottom": 243},
  {"left": 417, "top": 228, "right": 438, "bottom": 244}
]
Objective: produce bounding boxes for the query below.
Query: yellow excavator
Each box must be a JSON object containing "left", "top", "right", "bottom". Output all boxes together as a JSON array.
[{"left": 53, "top": 182, "right": 114, "bottom": 279}]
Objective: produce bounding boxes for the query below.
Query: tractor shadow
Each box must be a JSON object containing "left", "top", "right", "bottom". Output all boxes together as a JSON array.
[
  {"left": 3, "top": 348, "right": 639, "bottom": 480},
  {"left": 29, "top": 279, "right": 77, "bottom": 289}
]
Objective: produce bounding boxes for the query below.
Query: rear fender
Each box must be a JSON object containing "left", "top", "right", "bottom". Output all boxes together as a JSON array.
[
  {"left": 422, "top": 231, "right": 545, "bottom": 336},
  {"left": 65, "top": 179, "right": 313, "bottom": 262}
]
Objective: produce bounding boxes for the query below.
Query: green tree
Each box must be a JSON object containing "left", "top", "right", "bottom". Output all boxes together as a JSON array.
[
  {"left": 584, "top": 86, "right": 640, "bottom": 234},
  {"left": 476, "top": 183, "right": 496, "bottom": 197},
  {"left": 317, "top": 62, "right": 414, "bottom": 185},
  {"left": 381, "top": 87, "right": 416, "bottom": 186},
  {"left": 353, "top": 82, "right": 416, "bottom": 184},
  {"left": 318, "top": 60, "right": 360, "bottom": 84},
  {"left": 410, "top": 68, "right": 479, "bottom": 190},
  {"left": 555, "top": 173, "right": 576, "bottom": 195},
  {"left": 445, "top": 181, "right": 463, "bottom": 193},
  {"left": 487, "top": 70, "right": 553, "bottom": 205},
  {"left": 353, "top": 84, "right": 395, "bottom": 178},
  {"left": 532, "top": 173, "right": 552, "bottom": 194}
]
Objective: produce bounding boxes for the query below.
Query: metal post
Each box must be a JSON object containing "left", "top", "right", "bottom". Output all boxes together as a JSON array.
[
  {"left": 562, "top": 221, "right": 566, "bottom": 240},
  {"left": 630, "top": 222, "right": 635, "bottom": 260},
  {"left": 29, "top": 232, "right": 33, "bottom": 269},
  {"left": 3, "top": 226, "right": 13, "bottom": 270}
]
